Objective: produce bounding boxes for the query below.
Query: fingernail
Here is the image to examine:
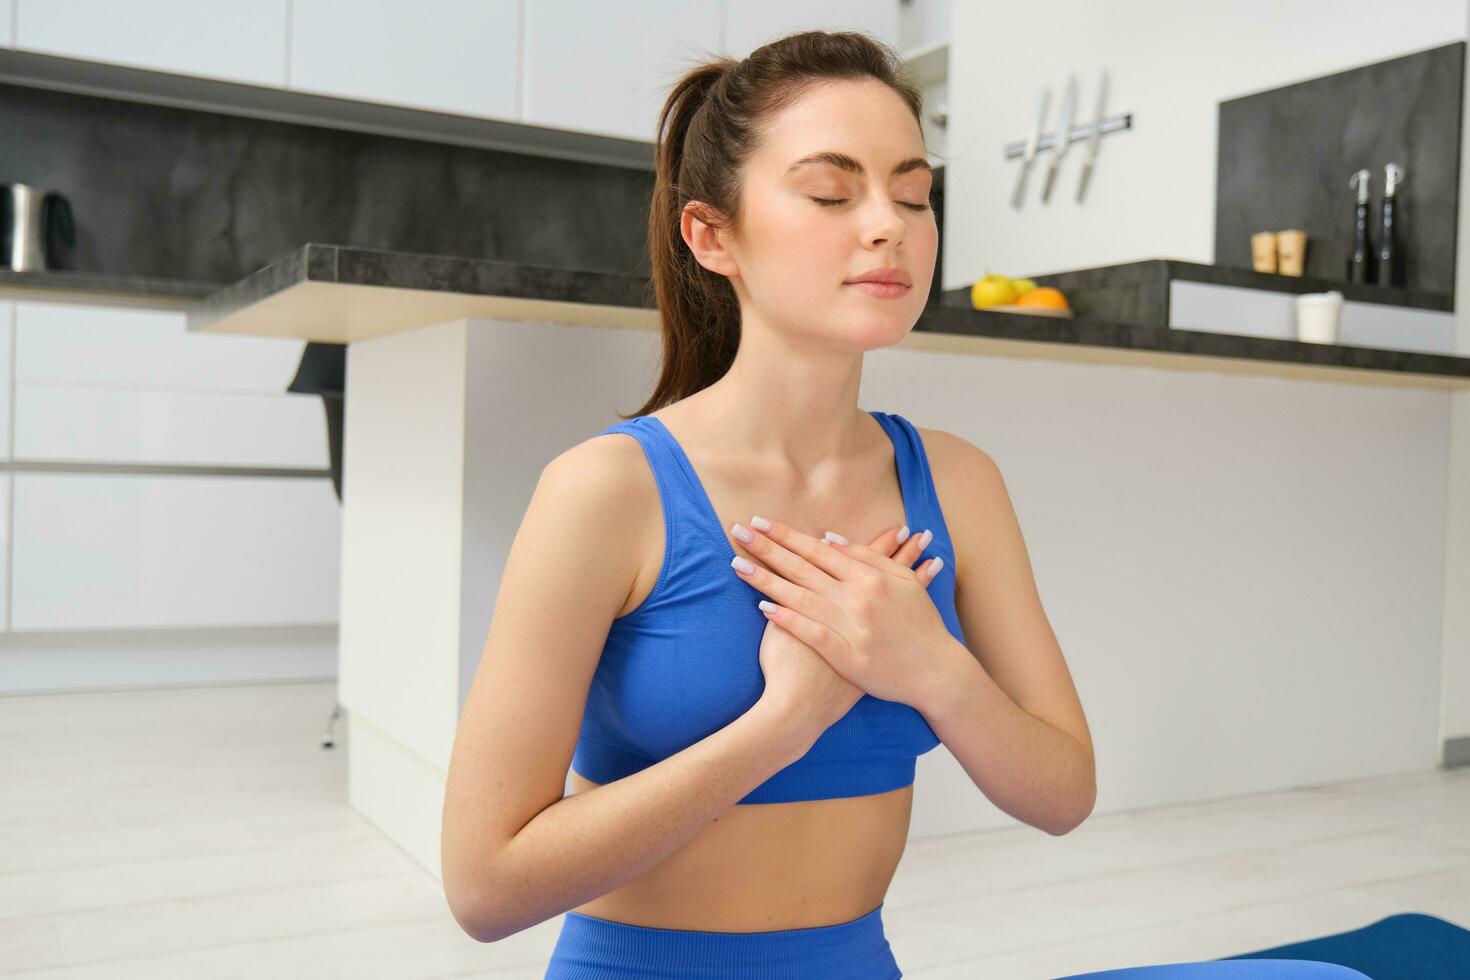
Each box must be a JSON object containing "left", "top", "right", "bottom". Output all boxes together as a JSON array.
[
  {"left": 731, "top": 555, "right": 757, "bottom": 574},
  {"left": 919, "top": 529, "right": 934, "bottom": 549},
  {"left": 758, "top": 600, "right": 778, "bottom": 614},
  {"left": 750, "top": 515, "right": 773, "bottom": 532},
  {"left": 823, "top": 530, "right": 849, "bottom": 546},
  {"left": 731, "top": 522, "right": 754, "bottom": 543},
  {"left": 929, "top": 555, "right": 944, "bottom": 575},
  {"left": 896, "top": 525, "right": 910, "bottom": 543}
]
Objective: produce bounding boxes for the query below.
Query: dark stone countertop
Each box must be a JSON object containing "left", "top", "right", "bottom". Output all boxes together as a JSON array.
[
  {"left": 6, "top": 245, "right": 1469, "bottom": 387},
  {"left": 0, "top": 266, "right": 224, "bottom": 307}
]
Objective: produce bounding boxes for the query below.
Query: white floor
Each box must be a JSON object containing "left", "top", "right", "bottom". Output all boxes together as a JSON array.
[{"left": 2, "top": 681, "right": 1466, "bottom": 979}]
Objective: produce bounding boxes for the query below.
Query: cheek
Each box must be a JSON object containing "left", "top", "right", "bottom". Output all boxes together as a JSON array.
[{"left": 750, "top": 207, "right": 849, "bottom": 288}]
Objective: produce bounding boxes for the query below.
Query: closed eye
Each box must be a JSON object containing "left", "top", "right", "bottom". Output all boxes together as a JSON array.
[{"left": 811, "top": 197, "right": 931, "bottom": 212}]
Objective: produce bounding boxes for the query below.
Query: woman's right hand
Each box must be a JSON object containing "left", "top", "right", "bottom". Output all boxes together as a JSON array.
[{"left": 753, "top": 523, "right": 942, "bottom": 744}]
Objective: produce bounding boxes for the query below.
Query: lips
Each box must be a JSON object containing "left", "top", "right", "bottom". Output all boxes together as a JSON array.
[
  {"left": 845, "top": 280, "right": 909, "bottom": 299},
  {"left": 845, "top": 267, "right": 912, "bottom": 287}
]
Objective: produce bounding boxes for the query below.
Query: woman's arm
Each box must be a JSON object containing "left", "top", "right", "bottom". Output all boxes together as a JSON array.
[
  {"left": 916, "top": 428, "right": 1096, "bottom": 835},
  {"left": 440, "top": 436, "right": 822, "bottom": 944},
  {"left": 918, "top": 642, "right": 1096, "bottom": 836},
  {"left": 472, "top": 695, "right": 815, "bottom": 942}
]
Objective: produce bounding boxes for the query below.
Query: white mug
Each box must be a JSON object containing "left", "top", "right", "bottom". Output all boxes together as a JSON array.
[{"left": 1295, "top": 291, "right": 1343, "bottom": 344}]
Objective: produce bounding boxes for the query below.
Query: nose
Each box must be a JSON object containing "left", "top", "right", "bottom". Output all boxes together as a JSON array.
[{"left": 862, "top": 200, "right": 906, "bottom": 247}]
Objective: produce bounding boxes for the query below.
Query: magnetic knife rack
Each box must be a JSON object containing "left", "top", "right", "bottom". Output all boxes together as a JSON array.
[{"left": 1002, "top": 112, "right": 1133, "bottom": 159}]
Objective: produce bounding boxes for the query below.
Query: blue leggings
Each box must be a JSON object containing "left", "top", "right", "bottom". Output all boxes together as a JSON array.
[
  {"left": 542, "top": 902, "right": 1375, "bottom": 979},
  {"left": 543, "top": 901, "right": 901, "bottom": 978}
]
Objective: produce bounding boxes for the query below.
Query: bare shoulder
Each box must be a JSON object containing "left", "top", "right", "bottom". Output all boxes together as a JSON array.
[
  {"left": 547, "top": 425, "right": 661, "bottom": 540},
  {"left": 553, "top": 423, "right": 658, "bottom": 499},
  {"left": 914, "top": 424, "right": 995, "bottom": 475},
  {"left": 546, "top": 424, "right": 662, "bottom": 606},
  {"left": 913, "top": 425, "right": 1002, "bottom": 584}
]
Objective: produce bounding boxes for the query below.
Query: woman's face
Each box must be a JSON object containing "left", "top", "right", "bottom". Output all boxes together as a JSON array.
[{"left": 718, "top": 77, "right": 938, "bottom": 350}]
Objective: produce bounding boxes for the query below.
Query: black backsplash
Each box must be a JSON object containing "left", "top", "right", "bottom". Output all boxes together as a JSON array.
[
  {"left": 1, "top": 79, "right": 947, "bottom": 301},
  {"left": 1214, "top": 41, "right": 1463, "bottom": 300},
  {"left": 1, "top": 81, "right": 657, "bottom": 283}
]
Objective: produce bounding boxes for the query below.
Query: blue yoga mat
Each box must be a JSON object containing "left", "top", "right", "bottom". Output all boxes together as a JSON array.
[
  {"left": 1224, "top": 912, "right": 1470, "bottom": 979},
  {"left": 1056, "top": 913, "right": 1469, "bottom": 979}
]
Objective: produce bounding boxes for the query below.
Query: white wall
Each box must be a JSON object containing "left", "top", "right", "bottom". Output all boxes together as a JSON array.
[
  {"left": 941, "top": 0, "right": 1470, "bottom": 771},
  {"left": 941, "top": 0, "right": 1469, "bottom": 284},
  {"left": 898, "top": 0, "right": 949, "bottom": 52},
  {"left": 1442, "top": 2, "right": 1470, "bottom": 757}
]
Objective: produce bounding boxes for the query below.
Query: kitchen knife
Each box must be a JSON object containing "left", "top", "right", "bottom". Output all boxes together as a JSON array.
[
  {"left": 1076, "top": 69, "right": 1108, "bottom": 204},
  {"left": 1010, "top": 87, "right": 1051, "bottom": 209},
  {"left": 1042, "top": 75, "right": 1077, "bottom": 203}
]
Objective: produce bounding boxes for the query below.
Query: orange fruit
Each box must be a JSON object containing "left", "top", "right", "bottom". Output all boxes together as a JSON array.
[{"left": 1014, "top": 286, "right": 1069, "bottom": 310}]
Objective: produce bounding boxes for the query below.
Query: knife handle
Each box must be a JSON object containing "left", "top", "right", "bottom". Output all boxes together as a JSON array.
[
  {"left": 1076, "top": 161, "right": 1094, "bottom": 203},
  {"left": 1042, "top": 160, "right": 1059, "bottom": 202},
  {"left": 1011, "top": 163, "right": 1032, "bottom": 209}
]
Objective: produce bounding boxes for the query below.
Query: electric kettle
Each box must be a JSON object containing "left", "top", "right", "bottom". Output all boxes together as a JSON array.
[{"left": 2, "top": 182, "right": 76, "bottom": 272}]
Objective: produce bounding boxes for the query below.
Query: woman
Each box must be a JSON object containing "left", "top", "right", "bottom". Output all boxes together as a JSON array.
[{"left": 440, "top": 30, "right": 1369, "bottom": 980}]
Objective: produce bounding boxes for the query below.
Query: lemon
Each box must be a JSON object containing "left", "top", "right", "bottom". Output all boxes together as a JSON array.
[
  {"left": 1011, "top": 278, "right": 1037, "bottom": 296},
  {"left": 971, "top": 277, "right": 1018, "bottom": 308}
]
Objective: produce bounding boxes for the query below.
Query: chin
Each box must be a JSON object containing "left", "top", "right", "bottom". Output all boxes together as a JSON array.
[{"left": 844, "top": 312, "right": 917, "bottom": 351}]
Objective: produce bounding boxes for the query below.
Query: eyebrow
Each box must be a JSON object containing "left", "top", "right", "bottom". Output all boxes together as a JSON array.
[{"left": 783, "top": 151, "right": 933, "bottom": 178}]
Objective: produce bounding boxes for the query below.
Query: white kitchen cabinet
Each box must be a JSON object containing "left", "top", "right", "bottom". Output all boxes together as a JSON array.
[
  {"left": 14, "top": 0, "right": 289, "bottom": 88},
  {"left": 1, "top": 0, "right": 13, "bottom": 47},
  {"left": 15, "top": 302, "right": 304, "bottom": 392},
  {"left": 0, "top": 475, "right": 9, "bottom": 630},
  {"left": 0, "top": 301, "right": 12, "bottom": 461},
  {"left": 13, "top": 383, "right": 329, "bottom": 468},
  {"left": 289, "top": 0, "right": 518, "bottom": 120},
  {"left": 11, "top": 472, "right": 340, "bottom": 631},
  {"left": 723, "top": 0, "right": 899, "bottom": 59},
  {"left": 13, "top": 301, "right": 324, "bottom": 468},
  {"left": 521, "top": 0, "right": 720, "bottom": 142}
]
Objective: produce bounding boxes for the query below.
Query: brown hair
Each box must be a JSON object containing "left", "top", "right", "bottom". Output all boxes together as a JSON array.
[{"left": 625, "top": 29, "right": 927, "bottom": 419}]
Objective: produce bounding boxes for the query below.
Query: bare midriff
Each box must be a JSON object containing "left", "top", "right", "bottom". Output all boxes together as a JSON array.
[{"left": 566, "top": 769, "right": 913, "bottom": 931}]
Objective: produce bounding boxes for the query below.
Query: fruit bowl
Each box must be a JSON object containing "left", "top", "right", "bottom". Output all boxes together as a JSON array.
[{"left": 983, "top": 304, "right": 1075, "bottom": 318}]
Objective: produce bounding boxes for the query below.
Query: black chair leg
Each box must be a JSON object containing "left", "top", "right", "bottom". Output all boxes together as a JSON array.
[{"left": 322, "top": 702, "right": 343, "bottom": 749}]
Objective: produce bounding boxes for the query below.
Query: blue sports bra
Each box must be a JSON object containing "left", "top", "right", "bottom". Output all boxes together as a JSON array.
[{"left": 571, "top": 409, "right": 967, "bottom": 804}]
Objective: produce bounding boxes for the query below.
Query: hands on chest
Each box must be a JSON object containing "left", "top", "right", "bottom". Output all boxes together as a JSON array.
[{"left": 729, "top": 515, "right": 964, "bottom": 708}]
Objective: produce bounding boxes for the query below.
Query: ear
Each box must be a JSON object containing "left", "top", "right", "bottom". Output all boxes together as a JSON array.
[{"left": 680, "top": 200, "right": 740, "bottom": 278}]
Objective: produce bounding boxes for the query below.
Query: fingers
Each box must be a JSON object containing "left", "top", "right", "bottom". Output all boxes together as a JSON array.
[
  {"left": 868, "top": 524, "right": 909, "bottom": 557},
  {"left": 731, "top": 547, "right": 846, "bottom": 631},
  {"left": 739, "top": 515, "right": 855, "bottom": 590},
  {"left": 916, "top": 554, "right": 944, "bottom": 587},
  {"left": 884, "top": 525, "right": 943, "bottom": 587},
  {"left": 757, "top": 599, "right": 845, "bottom": 669},
  {"left": 893, "top": 526, "right": 934, "bottom": 571}
]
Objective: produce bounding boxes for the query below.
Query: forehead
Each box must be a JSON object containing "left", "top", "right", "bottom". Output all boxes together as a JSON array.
[{"left": 755, "top": 79, "right": 927, "bottom": 177}]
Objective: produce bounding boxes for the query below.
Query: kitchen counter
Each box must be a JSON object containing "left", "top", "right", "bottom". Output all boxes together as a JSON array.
[{"left": 179, "top": 243, "right": 1470, "bottom": 390}]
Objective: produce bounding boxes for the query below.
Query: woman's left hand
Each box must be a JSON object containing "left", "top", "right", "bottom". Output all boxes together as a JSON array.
[{"left": 729, "top": 515, "right": 956, "bottom": 707}]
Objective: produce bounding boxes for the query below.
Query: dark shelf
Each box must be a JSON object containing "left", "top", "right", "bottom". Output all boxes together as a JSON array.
[{"left": 985, "top": 259, "right": 1450, "bottom": 333}]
